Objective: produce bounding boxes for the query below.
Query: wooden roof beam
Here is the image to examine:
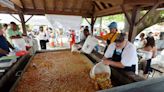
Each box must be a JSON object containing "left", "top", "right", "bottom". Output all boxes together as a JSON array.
[
  {"left": 93, "top": 1, "right": 101, "bottom": 10},
  {"left": 43, "top": 0, "right": 47, "bottom": 13},
  {"left": 93, "top": 0, "right": 164, "bottom": 5},
  {"left": 100, "top": 2, "right": 107, "bottom": 9},
  {"left": 80, "top": 0, "right": 87, "bottom": 13},
  {"left": 53, "top": 0, "right": 56, "bottom": 10},
  {"left": 63, "top": 0, "right": 71, "bottom": 11},
  {"left": 0, "top": 0, "right": 23, "bottom": 12},
  {"left": 95, "top": 1, "right": 104, "bottom": 10},
  {"left": 10, "top": 14, "right": 21, "bottom": 22},
  {"left": 25, "top": 15, "right": 33, "bottom": 23},
  {"left": 94, "top": 6, "right": 132, "bottom": 17},
  {"left": 94, "top": 0, "right": 164, "bottom": 17},
  {"left": 85, "top": 18, "right": 91, "bottom": 25},
  {"left": 104, "top": 3, "right": 109, "bottom": 8},
  {"left": 123, "top": 0, "right": 164, "bottom": 5},
  {"left": 93, "top": 0, "right": 122, "bottom": 4},
  {"left": 31, "top": 0, "right": 36, "bottom": 9},
  {"left": 0, "top": 10, "right": 15, "bottom": 14},
  {"left": 14, "top": 4, "right": 23, "bottom": 12},
  {"left": 71, "top": 0, "right": 78, "bottom": 12},
  {"left": 24, "top": 9, "right": 91, "bottom": 17},
  {"left": 19, "top": 0, "right": 25, "bottom": 9},
  {"left": 0, "top": 6, "right": 15, "bottom": 12}
]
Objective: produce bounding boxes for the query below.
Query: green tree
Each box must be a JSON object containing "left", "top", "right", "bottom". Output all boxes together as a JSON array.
[{"left": 137, "top": 10, "right": 164, "bottom": 35}]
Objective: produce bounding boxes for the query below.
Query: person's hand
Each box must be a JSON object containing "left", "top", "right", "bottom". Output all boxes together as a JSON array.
[
  {"left": 22, "top": 34, "right": 27, "bottom": 36},
  {"left": 102, "top": 59, "right": 110, "bottom": 65},
  {"left": 11, "top": 46, "right": 15, "bottom": 50},
  {"left": 16, "top": 35, "right": 22, "bottom": 38},
  {"left": 16, "top": 35, "right": 20, "bottom": 37}
]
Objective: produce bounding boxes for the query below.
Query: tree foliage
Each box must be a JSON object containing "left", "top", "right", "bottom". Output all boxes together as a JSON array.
[{"left": 137, "top": 10, "right": 164, "bottom": 35}]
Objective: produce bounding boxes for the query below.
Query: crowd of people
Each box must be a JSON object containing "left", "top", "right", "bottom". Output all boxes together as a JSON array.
[
  {"left": 137, "top": 33, "right": 157, "bottom": 77},
  {"left": 69, "top": 22, "right": 138, "bottom": 75},
  {"left": 78, "top": 22, "right": 163, "bottom": 77},
  {"left": 0, "top": 20, "right": 163, "bottom": 79},
  {"left": 0, "top": 22, "right": 25, "bottom": 57},
  {"left": 0, "top": 23, "right": 15, "bottom": 57},
  {"left": 28, "top": 26, "right": 65, "bottom": 50}
]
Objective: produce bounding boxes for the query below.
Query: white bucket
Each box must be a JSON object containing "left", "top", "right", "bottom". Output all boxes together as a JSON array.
[
  {"left": 12, "top": 38, "right": 26, "bottom": 51},
  {"left": 90, "top": 62, "right": 111, "bottom": 79},
  {"left": 81, "top": 35, "right": 98, "bottom": 54}
]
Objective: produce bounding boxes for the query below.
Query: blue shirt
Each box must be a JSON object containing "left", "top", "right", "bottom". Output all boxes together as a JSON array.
[{"left": 0, "top": 35, "right": 10, "bottom": 57}]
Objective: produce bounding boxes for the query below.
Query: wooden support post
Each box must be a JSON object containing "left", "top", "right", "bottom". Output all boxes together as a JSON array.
[
  {"left": 122, "top": 5, "right": 139, "bottom": 42},
  {"left": 128, "top": 6, "right": 139, "bottom": 42},
  {"left": 90, "top": 2, "right": 97, "bottom": 35},
  {"left": 91, "top": 16, "right": 94, "bottom": 35},
  {"left": 19, "top": 13, "right": 27, "bottom": 35},
  {"left": 91, "top": 16, "right": 97, "bottom": 35},
  {"left": 85, "top": 17, "right": 97, "bottom": 35},
  {"left": 122, "top": 1, "right": 162, "bottom": 41}
]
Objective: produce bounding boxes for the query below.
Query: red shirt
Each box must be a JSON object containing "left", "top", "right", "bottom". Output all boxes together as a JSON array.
[
  {"left": 71, "top": 32, "right": 75, "bottom": 42},
  {"left": 100, "top": 32, "right": 104, "bottom": 36}
]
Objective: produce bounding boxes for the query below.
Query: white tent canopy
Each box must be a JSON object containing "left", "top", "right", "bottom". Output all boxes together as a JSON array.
[
  {"left": 45, "top": 14, "right": 82, "bottom": 32},
  {"left": 0, "top": 14, "right": 52, "bottom": 26}
]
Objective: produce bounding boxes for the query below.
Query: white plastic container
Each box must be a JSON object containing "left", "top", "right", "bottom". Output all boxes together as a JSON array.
[
  {"left": 90, "top": 62, "right": 111, "bottom": 79},
  {"left": 81, "top": 35, "right": 98, "bottom": 54},
  {"left": 0, "top": 60, "right": 13, "bottom": 68},
  {"left": 12, "top": 38, "right": 26, "bottom": 51}
]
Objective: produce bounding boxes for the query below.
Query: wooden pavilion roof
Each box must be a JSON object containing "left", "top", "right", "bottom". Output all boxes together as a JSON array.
[{"left": 0, "top": 0, "right": 164, "bottom": 17}]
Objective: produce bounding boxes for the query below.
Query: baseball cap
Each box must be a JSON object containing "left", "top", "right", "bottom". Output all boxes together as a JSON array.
[
  {"left": 108, "top": 22, "right": 117, "bottom": 29},
  {"left": 115, "top": 33, "right": 126, "bottom": 43}
]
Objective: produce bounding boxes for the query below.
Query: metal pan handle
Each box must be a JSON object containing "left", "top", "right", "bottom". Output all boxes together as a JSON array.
[{"left": 15, "top": 71, "right": 22, "bottom": 77}]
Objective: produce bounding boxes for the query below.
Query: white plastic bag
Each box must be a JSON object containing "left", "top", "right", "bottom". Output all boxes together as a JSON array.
[
  {"left": 90, "top": 62, "right": 111, "bottom": 79},
  {"left": 81, "top": 35, "right": 98, "bottom": 54},
  {"left": 12, "top": 38, "right": 26, "bottom": 51},
  {"left": 152, "top": 50, "right": 164, "bottom": 66}
]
